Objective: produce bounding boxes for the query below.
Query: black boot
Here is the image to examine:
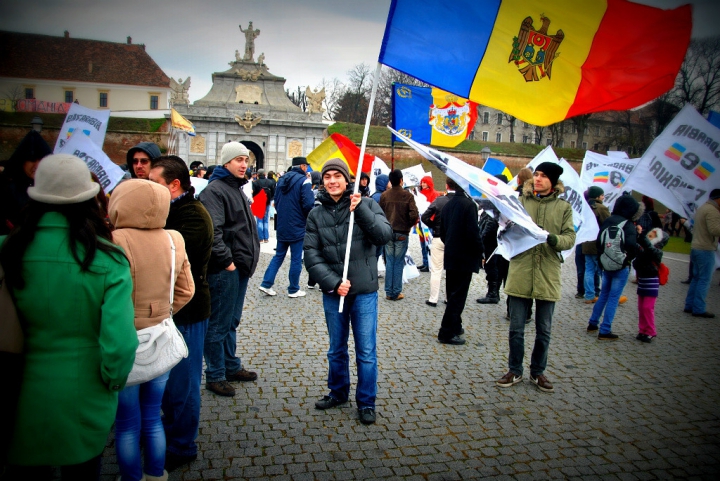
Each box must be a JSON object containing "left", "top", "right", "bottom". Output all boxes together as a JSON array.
[{"left": 477, "top": 281, "right": 500, "bottom": 304}]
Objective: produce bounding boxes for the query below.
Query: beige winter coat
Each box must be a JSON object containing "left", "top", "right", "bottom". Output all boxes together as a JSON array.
[{"left": 108, "top": 179, "right": 194, "bottom": 330}]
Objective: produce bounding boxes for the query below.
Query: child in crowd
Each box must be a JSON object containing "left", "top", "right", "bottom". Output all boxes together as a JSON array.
[{"left": 632, "top": 227, "right": 669, "bottom": 343}]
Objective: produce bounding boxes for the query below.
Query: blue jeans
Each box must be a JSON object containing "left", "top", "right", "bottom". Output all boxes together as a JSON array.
[
  {"left": 384, "top": 235, "right": 408, "bottom": 298},
  {"left": 162, "top": 319, "right": 208, "bottom": 457},
  {"left": 322, "top": 292, "right": 378, "bottom": 409},
  {"left": 575, "top": 245, "right": 585, "bottom": 295},
  {"left": 684, "top": 249, "right": 716, "bottom": 314},
  {"left": 583, "top": 254, "right": 602, "bottom": 300},
  {"left": 256, "top": 204, "right": 270, "bottom": 241},
  {"left": 507, "top": 296, "right": 554, "bottom": 377},
  {"left": 261, "top": 239, "right": 303, "bottom": 294},
  {"left": 116, "top": 371, "right": 170, "bottom": 480},
  {"left": 204, "top": 269, "right": 249, "bottom": 383},
  {"left": 419, "top": 231, "right": 429, "bottom": 267},
  {"left": 589, "top": 267, "right": 630, "bottom": 334}
]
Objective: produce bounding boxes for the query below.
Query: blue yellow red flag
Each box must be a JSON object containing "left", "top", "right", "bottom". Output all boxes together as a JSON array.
[
  {"left": 392, "top": 83, "right": 478, "bottom": 148},
  {"left": 379, "top": 0, "right": 691, "bottom": 127},
  {"left": 482, "top": 158, "right": 512, "bottom": 181}
]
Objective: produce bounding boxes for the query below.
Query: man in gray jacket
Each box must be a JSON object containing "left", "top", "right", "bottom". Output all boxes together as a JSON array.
[
  {"left": 199, "top": 142, "right": 260, "bottom": 397},
  {"left": 684, "top": 189, "right": 720, "bottom": 318}
]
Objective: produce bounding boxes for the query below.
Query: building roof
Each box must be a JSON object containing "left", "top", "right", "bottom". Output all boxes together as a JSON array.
[{"left": 0, "top": 30, "right": 170, "bottom": 88}]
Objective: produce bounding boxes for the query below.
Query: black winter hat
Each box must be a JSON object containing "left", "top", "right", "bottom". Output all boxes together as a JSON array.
[
  {"left": 534, "top": 161, "right": 563, "bottom": 187},
  {"left": 6, "top": 130, "right": 52, "bottom": 175}
]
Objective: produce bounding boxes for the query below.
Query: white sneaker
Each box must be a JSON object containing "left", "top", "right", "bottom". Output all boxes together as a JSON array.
[
  {"left": 258, "top": 286, "right": 277, "bottom": 296},
  {"left": 288, "top": 290, "right": 306, "bottom": 298},
  {"left": 306, "top": 284, "right": 316, "bottom": 289}
]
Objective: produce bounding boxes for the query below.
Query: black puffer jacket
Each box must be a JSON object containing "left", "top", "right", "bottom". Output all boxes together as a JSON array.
[
  {"left": 304, "top": 188, "right": 392, "bottom": 296},
  {"left": 199, "top": 166, "right": 260, "bottom": 276}
]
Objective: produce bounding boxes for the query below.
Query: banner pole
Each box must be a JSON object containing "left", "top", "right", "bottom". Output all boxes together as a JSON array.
[{"left": 338, "top": 62, "right": 383, "bottom": 313}]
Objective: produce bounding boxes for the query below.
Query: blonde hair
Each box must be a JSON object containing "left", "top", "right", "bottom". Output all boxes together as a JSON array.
[{"left": 516, "top": 167, "right": 533, "bottom": 186}]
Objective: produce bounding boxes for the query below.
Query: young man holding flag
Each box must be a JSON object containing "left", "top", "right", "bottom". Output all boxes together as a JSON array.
[
  {"left": 304, "top": 159, "right": 392, "bottom": 425},
  {"left": 497, "top": 162, "right": 575, "bottom": 393}
]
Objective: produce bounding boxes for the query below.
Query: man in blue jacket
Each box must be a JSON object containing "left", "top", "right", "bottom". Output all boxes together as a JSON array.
[{"left": 258, "top": 157, "right": 315, "bottom": 297}]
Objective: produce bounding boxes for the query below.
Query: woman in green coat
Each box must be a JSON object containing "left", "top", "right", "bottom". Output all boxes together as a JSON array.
[{"left": 1, "top": 154, "right": 138, "bottom": 480}]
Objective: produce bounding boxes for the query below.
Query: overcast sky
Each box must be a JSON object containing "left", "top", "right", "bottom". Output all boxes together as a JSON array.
[{"left": 1, "top": 0, "right": 718, "bottom": 103}]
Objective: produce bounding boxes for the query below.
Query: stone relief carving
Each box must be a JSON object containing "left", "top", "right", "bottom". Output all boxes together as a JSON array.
[
  {"left": 306, "top": 87, "right": 325, "bottom": 114},
  {"left": 190, "top": 135, "right": 206, "bottom": 154},
  {"left": 235, "top": 67, "right": 262, "bottom": 81},
  {"left": 234, "top": 85, "right": 263, "bottom": 104},
  {"left": 234, "top": 110, "right": 262, "bottom": 132},
  {"left": 169, "top": 77, "right": 191, "bottom": 105},
  {"left": 287, "top": 139, "right": 303, "bottom": 159},
  {"left": 239, "top": 21, "right": 260, "bottom": 62}
]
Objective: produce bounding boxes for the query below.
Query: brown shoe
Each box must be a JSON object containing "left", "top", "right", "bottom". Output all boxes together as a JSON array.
[
  {"left": 496, "top": 371, "right": 522, "bottom": 387},
  {"left": 584, "top": 297, "right": 598, "bottom": 304},
  {"left": 206, "top": 380, "right": 235, "bottom": 396},
  {"left": 227, "top": 368, "right": 258, "bottom": 382},
  {"left": 618, "top": 295, "right": 628, "bottom": 304},
  {"left": 530, "top": 374, "right": 554, "bottom": 393}
]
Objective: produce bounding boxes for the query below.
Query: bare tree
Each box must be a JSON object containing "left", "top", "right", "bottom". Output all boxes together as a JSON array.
[
  {"left": 670, "top": 36, "right": 720, "bottom": 115},
  {"left": 333, "top": 63, "right": 373, "bottom": 124},
  {"left": 285, "top": 86, "right": 307, "bottom": 111},
  {"left": 603, "top": 110, "right": 652, "bottom": 156},
  {"left": 501, "top": 113, "right": 517, "bottom": 142},
  {"left": 2, "top": 84, "right": 25, "bottom": 111},
  {"left": 373, "top": 66, "right": 428, "bottom": 126},
  {"left": 570, "top": 114, "right": 592, "bottom": 147},
  {"left": 534, "top": 125, "right": 546, "bottom": 145},
  {"left": 548, "top": 121, "right": 566, "bottom": 146}
]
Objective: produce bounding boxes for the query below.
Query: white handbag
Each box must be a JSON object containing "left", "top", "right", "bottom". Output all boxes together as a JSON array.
[{"left": 126, "top": 233, "right": 188, "bottom": 387}]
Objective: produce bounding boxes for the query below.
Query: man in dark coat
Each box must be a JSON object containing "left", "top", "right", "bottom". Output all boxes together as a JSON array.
[
  {"left": 304, "top": 158, "right": 392, "bottom": 425},
  {"left": 0, "top": 130, "right": 52, "bottom": 235},
  {"left": 149, "top": 156, "right": 213, "bottom": 472},
  {"left": 258, "top": 157, "right": 315, "bottom": 297},
  {"left": 437, "top": 178, "right": 483, "bottom": 345},
  {"left": 126, "top": 141, "right": 161, "bottom": 179},
  {"left": 198, "top": 142, "right": 260, "bottom": 397}
]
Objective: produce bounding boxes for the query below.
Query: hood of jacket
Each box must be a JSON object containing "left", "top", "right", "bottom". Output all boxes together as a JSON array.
[
  {"left": 612, "top": 193, "right": 644, "bottom": 221},
  {"left": 648, "top": 227, "right": 670, "bottom": 249},
  {"left": 374, "top": 174, "right": 389, "bottom": 193},
  {"left": 108, "top": 179, "right": 169, "bottom": 229},
  {"left": 208, "top": 165, "right": 247, "bottom": 186},
  {"left": 125, "top": 142, "right": 162, "bottom": 178},
  {"left": 521, "top": 178, "right": 565, "bottom": 197},
  {"left": 278, "top": 167, "right": 307, "bottom": 194}
]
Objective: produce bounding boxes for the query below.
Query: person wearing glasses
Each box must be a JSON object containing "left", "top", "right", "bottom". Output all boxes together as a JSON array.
[{"left": 125, "top": 142, "right": 161, "bottom": 180}]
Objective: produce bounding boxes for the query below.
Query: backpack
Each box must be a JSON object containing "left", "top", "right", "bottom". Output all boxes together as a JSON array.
[{"left": 599, "top": 220, "right": 627, "bottom": 271}]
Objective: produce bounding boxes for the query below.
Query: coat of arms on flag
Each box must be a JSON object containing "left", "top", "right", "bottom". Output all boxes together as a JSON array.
[
  {"left": 510, "top": 14, "right": 564, "bottom": 82},
  {"left": 429, "top": 91, "right": 473, "bottom": 137}
]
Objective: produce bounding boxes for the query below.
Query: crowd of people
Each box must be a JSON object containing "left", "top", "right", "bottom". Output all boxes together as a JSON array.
[{"left": 1, "top": 130, "right": 719, "bottom": 480}]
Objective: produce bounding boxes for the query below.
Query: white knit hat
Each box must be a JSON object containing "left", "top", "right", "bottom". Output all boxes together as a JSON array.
[
  {"left": 28, "top": 154, "right": 100, "bottom": 204},
  {"left": 220, "top": 142, "right": 250, "bottom": 165}
]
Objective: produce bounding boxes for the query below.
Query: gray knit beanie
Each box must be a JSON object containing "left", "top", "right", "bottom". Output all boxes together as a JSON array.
[
  {"left": 28, "top": 154, "right": 100, "bottom": 204},
  {"left": 220, "top": 142, "right": 250, "bottom": 165},
  {"left": 320, "top": 158, "right": 350, "bottom": 183}
]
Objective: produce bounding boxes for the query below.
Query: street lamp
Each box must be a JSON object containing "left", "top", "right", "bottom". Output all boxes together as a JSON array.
[
  {"left": 481, "top": 146, "right": 492, "bottom": 161},
  {"left": 30, "top": 116, "right": 43, "bottom": 132}
]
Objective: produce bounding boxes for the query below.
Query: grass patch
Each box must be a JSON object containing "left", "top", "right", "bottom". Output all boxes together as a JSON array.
[
  {"left": 0, "top": 112, "right": 166, "bottom": 132},
  {"left": 664, "top": 236, "right": 692, "bottom": 255},
  {"left": 328, "top": 122, "right": 586, "bottom": 160}
]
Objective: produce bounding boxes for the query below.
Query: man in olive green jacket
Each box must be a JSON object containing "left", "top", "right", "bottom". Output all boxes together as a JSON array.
[{"left": 497, "top": 162, "right": 576, "bottom": 393}]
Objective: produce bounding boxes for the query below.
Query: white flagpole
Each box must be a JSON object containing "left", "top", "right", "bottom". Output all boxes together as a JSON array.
[{"left": 338, "top": 62, "right": 383, "bottom": 312}]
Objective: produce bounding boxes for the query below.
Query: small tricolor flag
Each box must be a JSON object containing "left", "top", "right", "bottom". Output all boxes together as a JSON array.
[
  {"left": 306, "top": 133, "right": 374, "bottom": 176},
  {"left": 170, "top": 108, "right": 196, "bottom": 136},
  {"left": 593, "top": 172, "right": 609, "bottom": 183},
  {"left": 665, "top": 143, "right": 685, "bottom": 161},
  {"left": 482, "top": 158, "right": 513, "bottom": 180},
  {"left": 694, "top": 161, "right": 715, "bottom": 181}
]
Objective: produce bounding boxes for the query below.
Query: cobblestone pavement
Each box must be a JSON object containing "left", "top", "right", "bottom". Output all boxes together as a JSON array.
[{"left": 101, "top": 233, "right": 720, "bottom": 480}]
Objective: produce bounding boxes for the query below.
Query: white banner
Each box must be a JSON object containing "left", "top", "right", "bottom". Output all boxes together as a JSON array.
[
  {"left": 54, "top": 103, "right": 110, "bottom": 152},
  {"left": 580, "top": 151, "right": 639, "bottom": 211},
  {"left": 389, "top": 127, "right": 547, "bottom": 260},
  {"left": 624, "top": 104, "right": 720, "bottom": 220},
  {"left": 525, "top": 146, "right": 599, "bottom": 259},
  {"left": 369, "top": 157, "right": 390, "bottom": 196},
  {"left": 57, "top": 134, "right": 124, "bottom": 193},
  {"left": 401, "top": 164, "right": 426, "bottom": 188}
]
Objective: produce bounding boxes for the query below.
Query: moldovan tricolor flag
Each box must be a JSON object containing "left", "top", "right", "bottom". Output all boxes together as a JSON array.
[
  {"left": 171, "top": 108, "right": 196, "bottom": 136},
  {"left": 392, "top": 83, "right": 478, "bottom": 148},
  {"left": 307, "top": 133, "right": 374, "bottom": 175},
  {"left": 379, "top": 0, "right": 691, "bottom": 127}
]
